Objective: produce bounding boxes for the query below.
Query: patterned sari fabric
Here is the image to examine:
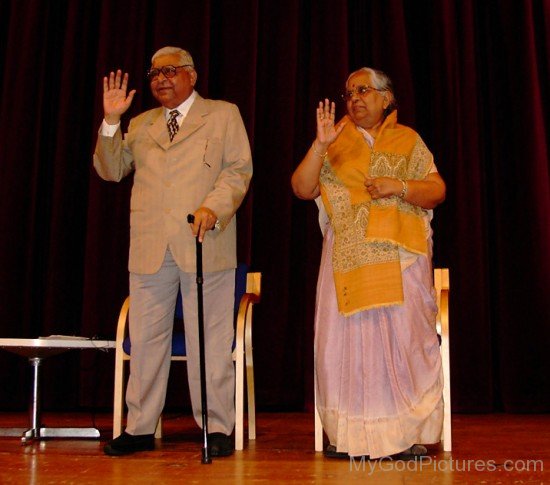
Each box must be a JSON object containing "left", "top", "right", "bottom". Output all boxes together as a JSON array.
[
  {"left": 315, "top": 112, "right": 443, "bottom": 457},
  {"left": 320, "top": 111, "right": 433, "bottom": 316}
]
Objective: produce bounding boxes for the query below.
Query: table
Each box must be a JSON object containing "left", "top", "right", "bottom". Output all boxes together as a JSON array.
[{"left": 0, "top": 337, "right": 115, "bottom": 444}]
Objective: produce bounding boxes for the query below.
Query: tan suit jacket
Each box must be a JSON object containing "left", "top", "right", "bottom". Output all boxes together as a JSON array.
[{"left": 94, "top": 95, "right": 252, "bottom": 274}]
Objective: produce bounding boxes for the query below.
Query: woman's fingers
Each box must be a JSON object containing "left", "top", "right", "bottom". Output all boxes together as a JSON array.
[
  {"left": 317, "top": 101, "right": 324, "bottom": 120},
  {"left": 323, "top": 98, "right": 330, "bottom": 118},
  {"left": 317, "top": 99, "right": 335, "bottom": 123}
]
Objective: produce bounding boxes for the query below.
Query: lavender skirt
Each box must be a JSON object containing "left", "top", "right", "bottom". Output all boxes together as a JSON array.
[{"left": 315, "top": 228, "right": 444, "bottom": 458}]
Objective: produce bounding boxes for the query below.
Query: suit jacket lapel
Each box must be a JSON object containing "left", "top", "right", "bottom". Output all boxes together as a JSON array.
[
  {"left": 146, "top": 108, "right": 170, "bottom": 149},
  {"left": 172, "top": 95, "right": 207, "bottom": 145},
  {"left": 145, "top": 95, "right": 208, "bottom": 150}
]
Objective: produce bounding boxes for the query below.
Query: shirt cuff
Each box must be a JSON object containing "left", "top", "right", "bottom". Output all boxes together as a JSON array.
[{"left": 100, "top": 120, "right": 120, "bottom": 137}]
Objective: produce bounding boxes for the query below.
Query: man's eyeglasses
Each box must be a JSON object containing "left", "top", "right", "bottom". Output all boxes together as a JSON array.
[
  {"left": 341, "top": 85, "right": 383, "bottom": 101},
  {"left": 147, "top": 65, "right": 193, "bottom": 81}
]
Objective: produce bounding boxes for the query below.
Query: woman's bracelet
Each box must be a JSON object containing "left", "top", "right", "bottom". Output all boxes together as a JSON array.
[
  {"left": 398, "top": 179, "right": 408, "bottom": 199},
  {"left": 312, "top": 141, "right": 328, "bottom": 158}
]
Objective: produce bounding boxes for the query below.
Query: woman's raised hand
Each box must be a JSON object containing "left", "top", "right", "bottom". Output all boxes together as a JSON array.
[
  {"left": 103, "top": 69, "right": 136, "bottom": 125},
  {"left": 315, "top": 98, "right": 346, "bottom": 148}
]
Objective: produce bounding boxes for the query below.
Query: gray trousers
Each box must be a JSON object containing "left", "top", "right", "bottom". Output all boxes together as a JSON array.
[{"left": 125, "top": 249, "right": 235, "bottom": 436}]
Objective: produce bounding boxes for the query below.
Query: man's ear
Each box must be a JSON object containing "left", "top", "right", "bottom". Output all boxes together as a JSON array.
[{"left": 190, "top": 69, "right": 198, "bottom": 87}]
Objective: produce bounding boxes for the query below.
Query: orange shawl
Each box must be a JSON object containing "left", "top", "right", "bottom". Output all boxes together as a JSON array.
[{"left": 319, "top": 111, "right": 433, "bottom": 315}]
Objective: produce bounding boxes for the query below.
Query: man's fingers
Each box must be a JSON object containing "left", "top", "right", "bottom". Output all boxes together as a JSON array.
[
  {"left": 106, "top": 70, "right": 124, "bottom": 91},
  {"left": 188, "top": 214, "right": 205, "bottom": 241},
  {"left": 189, "top": 208, "right": 217, "bottom": 241},
  {"left": 198, "top": 224, "right": 208, "bottom": 243},
  {"left": 120, "top": 72, "right": 129, "bottom": 93},
  {"left": 126, "top": 89, "right": 137, "bottom": 104},
  {"left": 114, "top": 69, "right": 122, "bottom": 88},
  {"left": 196, "top": 216, "right": 210, "bottom": 242}
]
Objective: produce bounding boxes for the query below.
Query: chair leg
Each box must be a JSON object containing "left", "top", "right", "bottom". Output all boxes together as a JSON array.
[
  {"left": 439, "top": 269, "right": 452, "bottom": 451},
  {"left": 114, "top": 357, "right": 162, "bottom": 440},
  {"left": 154, "top": 416, "right": 162, "bottom": 439},
  {"left": 314, "top": 369, "right": 323, "bottom": 452},
  {"left": 245, "top": 308, "right": 256, "bottom": 441},
  {"left": 235, "top": 345, "right": 244, "bottom": 451},
  {"left": 441, "top": 324, "right": 452, "bottom": 451},
  {"left": 245, "top": 362, "right": 256, "bottom": 441},
  {"left": 113, "top": 357, "right": 125, "bottom": 439},
  {"left": 234, "top": 303, "right": 246, "bottom": 451},
  {"left": 113, "top": 297, "right": 129, "bottom": 439}
]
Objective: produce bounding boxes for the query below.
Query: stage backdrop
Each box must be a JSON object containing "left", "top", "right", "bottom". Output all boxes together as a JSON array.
[{"left": 0, "top": 0, "right": 548, "bottom": 414}]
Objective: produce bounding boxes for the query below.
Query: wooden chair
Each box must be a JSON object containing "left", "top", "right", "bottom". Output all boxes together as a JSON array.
[
  {"left": 113, "top": 264, "right": 261, "bottom": 451},
  {"left": 314, "top": 267, "right": 451, "bottom": 452},
  {"left": 434, "top": 267, "right": 451, "bottom": 451}
]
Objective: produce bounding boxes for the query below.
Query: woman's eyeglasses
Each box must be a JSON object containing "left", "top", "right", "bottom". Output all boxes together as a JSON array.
[{"left": 341, "top": 85, "right": 383, "bottom": 101}]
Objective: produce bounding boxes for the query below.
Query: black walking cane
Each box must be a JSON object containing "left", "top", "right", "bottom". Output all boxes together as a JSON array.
[{"left": 187, "top": 214, "right": 212, "bottom": 464}]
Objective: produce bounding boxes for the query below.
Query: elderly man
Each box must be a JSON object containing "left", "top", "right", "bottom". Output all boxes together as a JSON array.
[{"left": 94, "top": 46, "right": 252, "bottom": 457}]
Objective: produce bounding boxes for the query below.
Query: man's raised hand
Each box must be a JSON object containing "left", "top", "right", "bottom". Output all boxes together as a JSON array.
[{"left": 103, "top": 69, "right": 136, "bottom": 125}]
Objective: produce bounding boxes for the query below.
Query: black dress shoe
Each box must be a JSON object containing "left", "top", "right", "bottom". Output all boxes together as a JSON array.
[
  {"left": 323, "top": 444, "right": 350, "bottom": 459},
  {"left": 104, "top": 431, "right": 155, "bottom": 456},
  {"left": 324, "top": 444, "right": 370, "bottom": 460},
  {"left": 207, "top": 432, "right": 233, "bottom": 457},
  {"left": 391, "top": 444, "right": 428, "bottom": 461}
]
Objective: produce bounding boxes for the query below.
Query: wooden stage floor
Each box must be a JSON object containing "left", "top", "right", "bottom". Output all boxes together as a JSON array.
[{"left": 0, "top": 412, "right": 547, "bottom": 484}]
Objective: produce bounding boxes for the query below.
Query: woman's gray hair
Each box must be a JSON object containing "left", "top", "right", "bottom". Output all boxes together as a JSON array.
[
  {"left": 347, "top": 67, "right": 398, "bottom": 117},
  {"left": 151, "top": 46, "right": 194, "bottom": 69}
]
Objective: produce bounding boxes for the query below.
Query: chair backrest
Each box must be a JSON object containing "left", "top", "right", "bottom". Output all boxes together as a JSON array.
[
  {"left": 124, "top": 263, "right": 251, "bottom": 356},
  {"left": 174, "top": 262, "right": 249, "bottom": 320},
  {"left": 434, "top": 267, "right": 450, "bottom": 337}
]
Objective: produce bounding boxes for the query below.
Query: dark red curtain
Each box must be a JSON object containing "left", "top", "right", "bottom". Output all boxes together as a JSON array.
[{"left": 0, "top": 0, "right": 548, "bottom": 414}]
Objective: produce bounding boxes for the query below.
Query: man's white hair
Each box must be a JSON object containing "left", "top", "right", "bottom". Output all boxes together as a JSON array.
[{"left": 151, "top": 46, "right": 194, "bottom": 68}]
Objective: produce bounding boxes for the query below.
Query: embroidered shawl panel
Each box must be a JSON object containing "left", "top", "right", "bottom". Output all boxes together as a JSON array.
[{"left": 319, "top": 111, "right": 433, "bottom": 315}]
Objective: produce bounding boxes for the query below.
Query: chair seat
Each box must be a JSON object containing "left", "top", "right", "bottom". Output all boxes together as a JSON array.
[
  {"left": 122, "top": 263, "right": 249, "bottom": 357},
  {"left": 122, "top": 331, "right": 236, "bottom": 356},
  {"left": 122, "top": 332, "right": 187, "bottom": 356}
]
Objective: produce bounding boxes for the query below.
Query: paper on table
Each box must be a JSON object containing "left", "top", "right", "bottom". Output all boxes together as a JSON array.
[{"left": 39, "top": 335, "right": 89, "bottom": 340}]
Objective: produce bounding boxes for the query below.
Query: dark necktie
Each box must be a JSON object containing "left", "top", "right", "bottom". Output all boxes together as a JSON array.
[{"left": 167, "top": 110, "right": 180, "bottom": 141}]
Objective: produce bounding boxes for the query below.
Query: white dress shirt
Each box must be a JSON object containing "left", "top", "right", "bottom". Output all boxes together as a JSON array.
[{"left": 100, "top": 90, "right": 198, "bottom": 137}]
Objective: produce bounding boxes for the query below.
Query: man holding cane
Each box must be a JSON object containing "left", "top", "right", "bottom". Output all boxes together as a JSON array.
[{"left": 94, "top": 46, "right": 252, "bottom": 457}]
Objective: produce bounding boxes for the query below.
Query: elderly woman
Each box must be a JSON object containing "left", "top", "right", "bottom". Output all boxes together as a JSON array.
[{"left": 291, "top": 68, "right": 446, "bottom": 459}]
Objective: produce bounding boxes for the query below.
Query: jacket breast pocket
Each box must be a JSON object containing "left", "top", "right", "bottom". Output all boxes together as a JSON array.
[{"left": 196, "top": 137, "right": 223, "bottom": 170}]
